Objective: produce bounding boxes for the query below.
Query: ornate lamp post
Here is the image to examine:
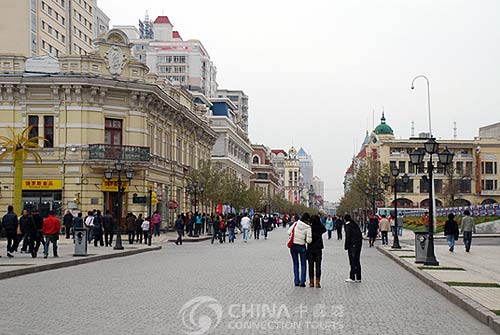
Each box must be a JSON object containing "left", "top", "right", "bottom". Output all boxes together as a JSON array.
[
  {"left": 409, "top": 139, "right": 454, "bottom": 265},
  {"left": 104, "top": 161, "right": 134, "bottom": 250},
  {"left": 382, "top": 168, "right": 410, "bottom": 249},
  {"left": 185, "top": 180, "right": 205, "bottom": 237},
  {"left": 365, "top": 182, "right": 384, "bottom": 216}
]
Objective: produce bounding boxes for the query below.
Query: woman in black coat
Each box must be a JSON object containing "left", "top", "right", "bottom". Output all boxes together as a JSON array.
[
  {"left": 367, "top": 215, "right": 379, "bottom": 247},
  {"left": 444, "top": 213, "right": 459, "bottom": 252},
  {"left": 307, "top": 215, "right": 327, "bottom": 288}
]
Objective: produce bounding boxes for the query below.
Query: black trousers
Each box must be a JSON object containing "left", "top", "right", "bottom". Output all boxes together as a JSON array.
[
  {"left": 34, "top": 230, "right": 44, "bottom": 253},
  {"left": 254, "top": 228, "right": 260, "bottom": 239},
  {"left": 211, "top": 230, "right": 220, "bottom": 244},
  {"left": 128, "top": 231, "right": 135, "bottom": 244},
  {"left": 176, "top": 229, "right": 183, "bottom": 245},
  {"left": 65, "top": 225, "right": 72, "bottom": 239},
  {"left": 136, "top": 229, "right": 143, "bottom": 243},
  {"left": 94, "top": 233, "right": 104, "bottom": 247},
  {"left": 307, "top": 249, "right": 323, "bottom": 279},
  {"left": 337, "top": 229, "right": 343, "bottom": 240},
  {"left": 348, "top": 244, "right": 362, "bottom": 281},
  {"left": 6, "top": 232, "right": 18, "bottom": 253},
  {"left": 104, "top": 229, "right": 114, "bottom": 246}
]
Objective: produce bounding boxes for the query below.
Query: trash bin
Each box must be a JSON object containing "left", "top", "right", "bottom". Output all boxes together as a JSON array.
[
  {"left": 414, "top": 231, "right": 428, "bottom": 263},
  {"left": 74, "top": 227, "right": 88, "bottom": 257}
]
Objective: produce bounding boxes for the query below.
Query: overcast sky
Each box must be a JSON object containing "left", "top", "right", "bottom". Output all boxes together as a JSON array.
[{"left": 100, "top": 0, "right": 500, "bottom": 202}]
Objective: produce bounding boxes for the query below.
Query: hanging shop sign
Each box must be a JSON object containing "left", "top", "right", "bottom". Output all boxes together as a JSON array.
[
  {"left": 102, "top": 179, "right": 129, "bottom": 192},
  {"left": 22, "top": 179, "right": 62, "bottom": 190}
]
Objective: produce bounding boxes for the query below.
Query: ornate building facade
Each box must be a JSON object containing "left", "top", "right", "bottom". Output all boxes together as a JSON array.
[{"left": 0, "top": 30, "right": 216, "bottom": 228}]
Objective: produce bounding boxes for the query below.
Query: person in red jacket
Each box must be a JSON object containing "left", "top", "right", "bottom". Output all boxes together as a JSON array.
[{"left": 43, "top": 210, "right": 61, "bottom": 258}]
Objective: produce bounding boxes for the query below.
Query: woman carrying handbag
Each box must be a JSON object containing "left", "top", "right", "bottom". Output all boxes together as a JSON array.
[{"left": 287, "top": 213, "right": 312, "bottom": 287}]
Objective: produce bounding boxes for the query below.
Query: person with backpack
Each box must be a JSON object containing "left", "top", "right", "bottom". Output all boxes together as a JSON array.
[
  {"left": 93, "top": 210, "right": 104, "bottom": 247},
  {"left": 227, "top": 215, "right": 237, "bottom": 243},
  {"left": 287, "top": 213, "right": 312, "bottom": 287},
  {"left": 344, "top": 214, "right": 363, "bottom": 283},
  {"left": 219, "top": 215, "right": 226, "bottom": 243}
]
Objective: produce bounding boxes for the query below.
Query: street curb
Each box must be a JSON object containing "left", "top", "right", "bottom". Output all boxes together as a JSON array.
[
  {"left": 167, "top": 236, "right": 211, "bottom": 243},
  {"left": 0, "top": 246, "right": 161, "bottom": 281},
  {"left": 377, "top": 246, "right": 500, "bottom": 334}
]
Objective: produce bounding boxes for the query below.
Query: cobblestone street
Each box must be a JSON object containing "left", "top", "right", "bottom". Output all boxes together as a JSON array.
[{"left": 0, "top": 228, "right": 496, "bottom": 335}]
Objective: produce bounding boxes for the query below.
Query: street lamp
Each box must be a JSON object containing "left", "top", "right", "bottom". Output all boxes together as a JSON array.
[
  {"left": 382, "top": 170, "right": 410, "bottom": 249},
  {"left": 365, "top": 182, "right": 384, "bottom": 216},
  {"left": 185, "top": 180, "right": 205, "bottom": 237},
  {"left": 409, "top": 139, "right": 454, "bottom": 265},
  {"left": 104, "top": 161, "right": 133, "bottom": 250}
]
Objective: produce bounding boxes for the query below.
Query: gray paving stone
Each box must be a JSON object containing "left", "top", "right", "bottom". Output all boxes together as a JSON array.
[{"left": 0, "top": 228, "right": 495, "bottom": 335}]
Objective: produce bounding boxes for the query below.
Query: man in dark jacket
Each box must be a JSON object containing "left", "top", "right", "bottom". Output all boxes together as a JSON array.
[
  {"left": 93, "top": 210, "right": 104, "bottom": 247},
  {"left": 135, "top": 214, "right": 144, "bottom": 244},
  {"left": 175, "top": 214, "right": 184, "bottom": 245},
  {"left": 335, "top": 217, "right": 344, "bottom": 240},
  {"left": 308, "top": 215, "right": 327, "bottom": 288},
  {"left": 19, "top": 209, "right": 36, "bottom": 256},
  {"left": 252, "top": 214, "right": 261, "bottom": 240},
  {"left": 32, "top": 209, "right": 45, "bottom": 257},
  {"left": 102, "top": 210, "right": 113, "bottom": 247},
  {"left": 63, "top": 210, "right": 73, "bottom": 239},
  {"left": 2, "top": 205, "right": 19, "bottom": 257},
  {"left": 344, "top": 214, "right": 362, "bottom": 283}
]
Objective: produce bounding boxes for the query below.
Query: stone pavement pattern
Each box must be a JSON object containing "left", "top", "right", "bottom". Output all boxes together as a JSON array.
[{"left": 0, "top": 228, "right": 496, "bottom": 335}]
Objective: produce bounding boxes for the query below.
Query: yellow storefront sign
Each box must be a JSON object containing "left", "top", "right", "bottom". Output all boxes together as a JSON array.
[
  {"left": 102, "top": 179, "right": 129, "bottom": 192},
  {"left": 22, "top": 179, "right": 62, "bottom": 190}
]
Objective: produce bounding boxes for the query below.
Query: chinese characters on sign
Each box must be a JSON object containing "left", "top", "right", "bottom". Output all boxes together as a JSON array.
[
  {"left": 102, "top": 179, "right": 129, "bottom": 192},
  {"left": 22, "top": 180, "right": 62, "bottom": 190}
]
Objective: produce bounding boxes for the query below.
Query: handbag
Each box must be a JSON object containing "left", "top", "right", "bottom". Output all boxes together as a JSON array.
[{"left": 287, "top": 223, "right": 297, "bottom": 248}]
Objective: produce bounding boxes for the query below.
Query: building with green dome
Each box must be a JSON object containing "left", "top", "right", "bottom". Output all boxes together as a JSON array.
[{"left": 374, "top": 113, "right": 394, "bottom": 136}]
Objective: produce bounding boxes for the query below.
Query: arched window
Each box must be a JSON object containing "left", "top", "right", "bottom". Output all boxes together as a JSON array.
[{"left": 252, "top": 155, "right": 260, "bottom": 164}]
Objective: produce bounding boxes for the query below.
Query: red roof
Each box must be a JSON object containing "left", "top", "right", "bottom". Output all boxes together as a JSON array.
[
  {"left": 172, "top": 31, "right": 182, "bottom": 40},
  {"left": 154, "top": 16, "right": 172, "bottom": 24},
  {"left": 271, "top": 149, "right": 287, "bottom": 155}
]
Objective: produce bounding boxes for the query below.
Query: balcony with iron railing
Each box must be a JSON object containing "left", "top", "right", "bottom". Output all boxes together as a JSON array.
[{"left": 89, "top": 144, "right": 151, "bottom": 163}]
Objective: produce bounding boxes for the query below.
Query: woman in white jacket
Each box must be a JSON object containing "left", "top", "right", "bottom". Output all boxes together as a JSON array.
[{"left": 287, "top": 213, "right": 312, "bottom": 287}]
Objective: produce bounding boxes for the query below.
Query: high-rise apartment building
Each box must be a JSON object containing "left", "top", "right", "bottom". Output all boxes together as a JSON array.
[
  {"left": 115, "top": 15, "right": 218, "bottom": 98},
  {"left": 0, "top": 0, "right": 109, "bottom": 57},
  {"left": 216, "top": 89, "right": 249, "bottom": 136},
  {"left": 297, "top": 147, "right": 314, "bottom": 188}
]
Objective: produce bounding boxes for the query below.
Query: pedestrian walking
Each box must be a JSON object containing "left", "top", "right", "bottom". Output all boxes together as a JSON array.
[
  {"left": 240, "top": 214, "right": 251, "bottom": 242},
  {"left": 84, "top": 211, "right": 94, "bottom": 244},
  {"left": 461, "top": 210, "right": 476, "bottom": 252},
  {"left": 175, "top": 214, "right": 184, "bottom": 245},
  {"left": 252, "top": 214, "right": 261, "bottom": 240},
  {"left": 195, "top": 213, "right": 202, "bottom": 236},
  {"left": 379, "top": 215, "right": 390, "bottom": 245},
  {"left": 126, "top": 213, "right": 136, "bottom": 244},
  {"left": 43, "top": 210, "right": 61, "bottom": 258},
  {"left": 19, "top": 209, "right": 35, "bottom": 254},
  {"left": 397, "top": 214, "right": 404, "bottom": 236},
  {"left": 287, "top": 213, "right": 312, "bottom": 287},
  {"left": 335, "top": 216, "right": 344, "bottom": 240},
  {"left": 227, "top": 215, "right": 236, "bottom": 243},
  {"left": 151, "top": 211, "right": 161, "bottom": 236},
  {"left": 262, "top": 215, "right": 270, "bottom": 239},
  {"left": 141, "top": 217, "right": 150, "bottom": 245},
  {"left": 63, "top": 210, "right": 73, "bottom": 239},
  {"left": 32, "top": 209, "right": 45, "bottom": 257},
  {"left": 2, "top": 205, "right": 19, "bottom": 258},
  {"left": 135, "top": 214, "right": 144, "bottom": 244},
  {"left": 344, "top": 214, "right": 362, "bottom": 283},
  {"left": 219, "top": 216, "right": 226, "bottom": 243},
  {"left": 325, "top": 215, "right": 334, "bottom": 240},
  {"left": 367, "top": 215, "right": 379, "bottom": 247},
  {"left": 102, "top": 210, "right": 114, "bottom": 247},
  {"left": 307, "top": 214, "right": 326, "bottom": 288},
  {"left": 444, "top": 213, "right": 459, "bottom": 252},
  {"left": 211, "top": 215, "right": 221, "bottom": 244},
  {"left": 93, "top": 210, "right": 104, "bottom": 247}
]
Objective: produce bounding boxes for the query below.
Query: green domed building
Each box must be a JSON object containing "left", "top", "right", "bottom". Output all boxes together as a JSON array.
[{"left": 374, "top": 113, "right": 394, "bottom": 135}]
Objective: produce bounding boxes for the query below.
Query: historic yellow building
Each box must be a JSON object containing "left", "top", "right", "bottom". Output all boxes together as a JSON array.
[
  {"left": 0, "top": 29, "right": 216, "bottom": 228},
  {"left": 348, "top": 115, "right": 500, "bottom": 208}
]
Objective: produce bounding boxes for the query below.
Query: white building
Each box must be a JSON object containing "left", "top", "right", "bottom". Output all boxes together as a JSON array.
[
  {"left": 312, "top": 176, "right": 324, "bottom": 199},
  {"left": 297, "top": 147, "right": 314, "bottom": 189},
  {"left": 216, "top": 89, "right": 249, "bottom": 136},
  {"left": 115, "top": 15, "right": 218, "bottom": 98},
  {"left": 92, "top": 0, "right": 110, "bottom": 38}
]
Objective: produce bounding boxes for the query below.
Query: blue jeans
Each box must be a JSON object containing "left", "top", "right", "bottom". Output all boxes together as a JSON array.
[
  {"left": 463, "top": 231, "right": 472, "bottom": 251},
  {"left": 228, "top": 228, "right": 235, "bottom": 242},
  {"left": 43, "top": 234, "right": 58, "bottom": 257},
  {"left": 381, "top": 231, "right": 388, "bottom": 245},
  {"left": 446, "top": 235, "right": 455, "bottom": 251},
  {"left": 398, "top": 226, "right": 403, "bottom": 236},
  {"left": 242, "top": 228, "right": 249, "bottom": 241},
  {"left": 290, "top": 244, "right": 307, "bottom": 285}
]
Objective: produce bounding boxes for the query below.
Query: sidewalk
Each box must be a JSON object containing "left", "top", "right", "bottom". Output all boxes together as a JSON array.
[
  {"left": 0, "top": 234, "right": 163, "bottom": 280},
  {"left": 378, "top": 229, "right": 500, "bottom": 334}
]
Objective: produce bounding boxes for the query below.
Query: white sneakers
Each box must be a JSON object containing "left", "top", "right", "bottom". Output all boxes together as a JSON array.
[{"left": 345, "top": 278, "right": 362, "bottom": 283}]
